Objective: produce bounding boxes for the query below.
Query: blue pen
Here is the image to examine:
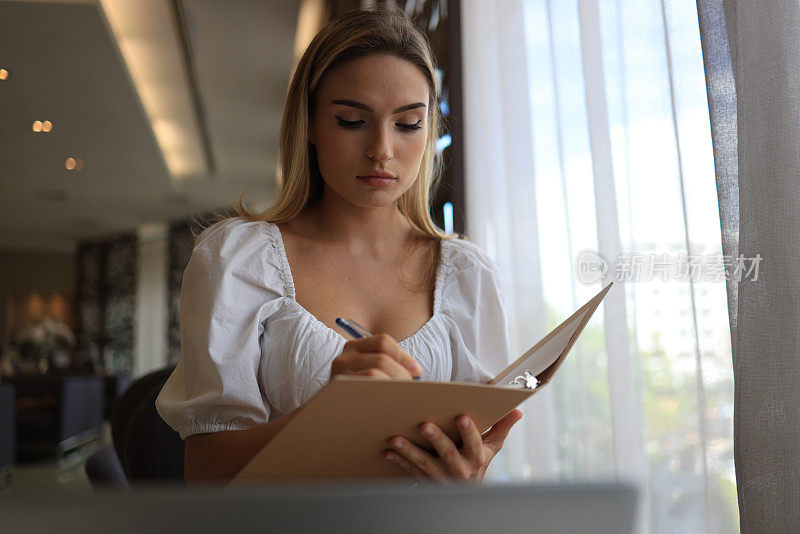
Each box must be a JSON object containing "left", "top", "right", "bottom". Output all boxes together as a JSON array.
[{"left": 335, "top": 317, "right": 422, "bottom": 380}]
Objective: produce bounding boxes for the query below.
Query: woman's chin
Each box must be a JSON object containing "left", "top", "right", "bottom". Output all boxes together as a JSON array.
[
  {"left": 348, "top": 190, "right": 406, "bottom": 209},
  {"left": 352, "top": 197, "right": 400, "bottom": 209}
]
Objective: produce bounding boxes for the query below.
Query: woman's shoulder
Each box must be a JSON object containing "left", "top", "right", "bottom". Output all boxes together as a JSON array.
[
  {"left": 438, "top": 235, "right": 506, "bottom": 316},
  {"left": 183, "top": 217, "right": 287, "bottom": 296},
  {"left": 193, "top": 216, "right": 276, "bottom": 254},
  {"left": 190, "top": 217, "right": 282, "bottom": 276},
  {"left": 442, "top": 235, "right": 500, "bottom": 277}
]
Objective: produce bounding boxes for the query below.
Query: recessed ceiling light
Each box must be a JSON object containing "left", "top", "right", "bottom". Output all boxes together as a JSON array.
[
  {"left": 65, "top": 157, "right": 84, "bottom": 171},
  {"left": 32, "top": 120, "right": 53, "bottom": 133},
  {"left": 0, "top": 68, "right": 8, "bottom": 80}
]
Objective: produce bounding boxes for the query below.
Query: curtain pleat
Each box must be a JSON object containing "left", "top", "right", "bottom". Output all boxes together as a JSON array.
[
  {"left": 698, "top": 0, "right": 800, "bottom": 531},
  {"left": 695, "top": 0, "right": 739, "bottom": 357}
]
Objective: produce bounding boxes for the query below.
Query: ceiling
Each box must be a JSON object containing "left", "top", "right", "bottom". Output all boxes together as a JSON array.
[{"left": 0, "top": 0, "right": 301, "bottom": 251}]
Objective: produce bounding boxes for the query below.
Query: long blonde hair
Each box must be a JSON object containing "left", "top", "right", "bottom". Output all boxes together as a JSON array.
[{"left": 236, "top": 4, "right": 452, "bottom": 244}]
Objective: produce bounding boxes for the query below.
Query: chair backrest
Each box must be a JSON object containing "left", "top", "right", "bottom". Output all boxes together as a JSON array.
[
  {"left": 59, "top": 376, "right": 104, "bottom": 442},
  {"left": 110, "top": 368, "right": 174, "bottom": 464},
  {"left": 110, "top": 367, "right": 184, "bottom": 484},
  {"left": 84, "top": 446, "right": 128, "bottom": 489},
  {"left": 123, "top": 383, "right": 185, "bottom": 482},
  {"left": 0, "top": 384, "right": 15, "bottom": 471}
]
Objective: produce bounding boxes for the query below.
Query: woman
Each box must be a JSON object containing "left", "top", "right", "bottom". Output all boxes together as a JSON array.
[{"left": 156, "top": 4, "right": 522, "bottom": 484}]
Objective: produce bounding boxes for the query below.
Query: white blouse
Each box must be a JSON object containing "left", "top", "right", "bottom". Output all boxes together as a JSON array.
[{"left": 156, "top": 217, "right": 511, "bottom": 440}]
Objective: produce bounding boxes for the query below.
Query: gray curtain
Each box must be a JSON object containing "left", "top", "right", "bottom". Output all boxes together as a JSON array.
[{"left": 697, "top": 0, "right": 800, "bottom": 531}]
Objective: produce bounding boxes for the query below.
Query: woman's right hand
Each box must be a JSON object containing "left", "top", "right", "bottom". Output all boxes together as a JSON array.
[{"left": 331, "top": 333, "right": 423, "bottom": 380}]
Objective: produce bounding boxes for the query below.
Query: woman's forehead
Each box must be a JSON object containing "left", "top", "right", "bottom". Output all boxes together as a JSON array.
[{"left": 318, "top": 55, "right": 429, "bottom": 105}]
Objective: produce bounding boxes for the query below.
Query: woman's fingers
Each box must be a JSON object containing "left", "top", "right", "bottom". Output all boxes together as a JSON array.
[
  {"left": 349, "top": 368, "right": 391, "bottom": 380},
  {"left": 383, "top": 450, "right": 426, "bottom": 480},
  {"left": 455, "top": 415, "right": 486, "bottom": 472},
  {"left": 385, "top": 414, "right": 521, "bottom": 483},
  {"left": 347, "top": 334, "right": 423, "bottom": 377},
  {"left": 333, "top": 351, "right": 414, "bottom": 379},
  {"left": 482, "top": 409, "right": 524, "bottom": 453},
  {"left": 386, "top": 436, "right": 449, "bottom": 484},
  {"left": 416, "top": 422, "right": 473, "bottom": 480}
]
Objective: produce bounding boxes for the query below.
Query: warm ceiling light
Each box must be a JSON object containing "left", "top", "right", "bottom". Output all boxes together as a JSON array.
[
  {"left": 0, "top": 69, "right": 8, "bottom": 80},
  {"left": 65, "top": 157, "right": 85, "bottom": 170},
  {"left": 32, "top": 120, "right": 43, "bottom": 132},
  {"left": 99, "top": 0, "right": 208, "bottom": 179},
  {"left": 42, "top": 120, "right": 53, "bottom": 132}
]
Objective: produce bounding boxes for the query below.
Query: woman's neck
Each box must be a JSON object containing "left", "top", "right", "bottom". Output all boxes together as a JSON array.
[{"left": 295, "top": 198, "right": 415, "bottom": 257}]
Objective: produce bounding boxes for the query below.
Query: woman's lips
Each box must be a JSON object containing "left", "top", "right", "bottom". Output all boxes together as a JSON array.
[{"left": 357, "top": 176, "right": 396, "bottom": 187}]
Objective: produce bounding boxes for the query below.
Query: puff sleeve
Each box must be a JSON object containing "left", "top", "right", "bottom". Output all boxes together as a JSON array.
[
  {"left": 155, "top": 220, "right": 284, "bottom": 440},
  {"left": 440, "top": 240, "right": 512, "bottom": 383}
]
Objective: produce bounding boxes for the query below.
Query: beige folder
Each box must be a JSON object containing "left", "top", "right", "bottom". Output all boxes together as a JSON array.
[{"left": 231, "top": 282, "right": 614, "bottom": 483}]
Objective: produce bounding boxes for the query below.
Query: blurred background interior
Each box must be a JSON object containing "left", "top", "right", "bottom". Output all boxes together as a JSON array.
[
  {"left": 0, "top": 0, "right": 741, "bottom": 533},
  {"left": 0, "top": 0, "right": 465, "bottom": 491}
]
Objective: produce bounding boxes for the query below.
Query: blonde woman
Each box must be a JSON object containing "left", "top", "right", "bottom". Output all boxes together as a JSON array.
[{"left": 156, "top": 4, "right": 522, "bottom": 485}]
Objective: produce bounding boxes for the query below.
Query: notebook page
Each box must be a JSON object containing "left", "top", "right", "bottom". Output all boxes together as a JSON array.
[{"left": 491, "top": 307, "right": 590, "bottom": 386}]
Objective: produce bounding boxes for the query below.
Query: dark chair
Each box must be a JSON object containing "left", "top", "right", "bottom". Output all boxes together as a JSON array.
[
  {"left": 84, "top": 446, "right": 128, "bottom": 489},
  {"left": 0, "top": 383, "right": 15, "bottom": 485},
  {"left": 103, "top": 374, "right": 131, "bottom": 420},
  {"left": 85, "top": 367, "right": 184, "bottom": 488},
  {"left": 122, "top": 382, "right": 185, "bottom": 482},
  {"left": 8, "top": 374, "right": 104, "bottom": 459},
  {"left": 110, "top": 368, "right": 174, "bottom": 465}
]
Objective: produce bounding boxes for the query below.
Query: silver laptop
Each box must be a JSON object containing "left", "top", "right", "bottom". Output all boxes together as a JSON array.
[{"left": 1, "top": 481, "right": 637, "bottom": 534}]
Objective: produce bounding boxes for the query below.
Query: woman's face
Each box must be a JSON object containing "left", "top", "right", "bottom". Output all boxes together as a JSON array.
[{"left": 308, "top": 53, "right": 430, "bottom": 209}]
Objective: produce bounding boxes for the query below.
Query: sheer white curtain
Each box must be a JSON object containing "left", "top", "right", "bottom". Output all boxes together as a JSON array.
[{"left": 461, "top": 1, "right": 737, "bottom": 532}]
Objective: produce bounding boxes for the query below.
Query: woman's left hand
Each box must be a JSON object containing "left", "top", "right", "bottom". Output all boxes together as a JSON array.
[{"left": 383, "top": 409, "right": 523, "bottom": 484}]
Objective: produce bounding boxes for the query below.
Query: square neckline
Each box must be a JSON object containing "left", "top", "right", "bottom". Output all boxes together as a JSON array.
[{"left": 265, "top": 221, "right": 450, "bottom": 345}]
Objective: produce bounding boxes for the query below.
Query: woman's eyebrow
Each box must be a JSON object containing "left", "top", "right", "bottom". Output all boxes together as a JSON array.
[{"left": 331, "top": 99, "right": 426, "bottom": 114}]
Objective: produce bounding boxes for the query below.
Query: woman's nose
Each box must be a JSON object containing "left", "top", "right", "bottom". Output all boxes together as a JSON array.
[{"left": 366, "top": 125, "right": 393, "bottom": 162}]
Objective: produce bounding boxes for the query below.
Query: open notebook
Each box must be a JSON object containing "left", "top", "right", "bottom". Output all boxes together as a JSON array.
[{"left": 231, "top": 282, "right": 614, "bottom": 483}]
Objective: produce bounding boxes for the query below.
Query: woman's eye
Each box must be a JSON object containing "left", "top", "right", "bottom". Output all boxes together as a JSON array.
[
  {"left": 398, "top": 120, "right": 423, "bottom": 131},
  {"left": 336, "top": 118, "right": 364, "bottom": 128},
  {"left": 335, "top": 117, "right": 422, "bottom": 131}
]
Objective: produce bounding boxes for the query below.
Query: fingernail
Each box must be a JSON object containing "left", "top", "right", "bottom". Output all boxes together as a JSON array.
[
  {"left": 422, "top": 424, "right": 434, "bottom": 436},
  {"left": 385, "top": 452, "right": 396, "bottom": 461},
  {"left": 460, "top": 416, "right": 470, "bottom": 429},
  {"left": 392, "top": 439, "right": 404, "bottom": 450}
]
